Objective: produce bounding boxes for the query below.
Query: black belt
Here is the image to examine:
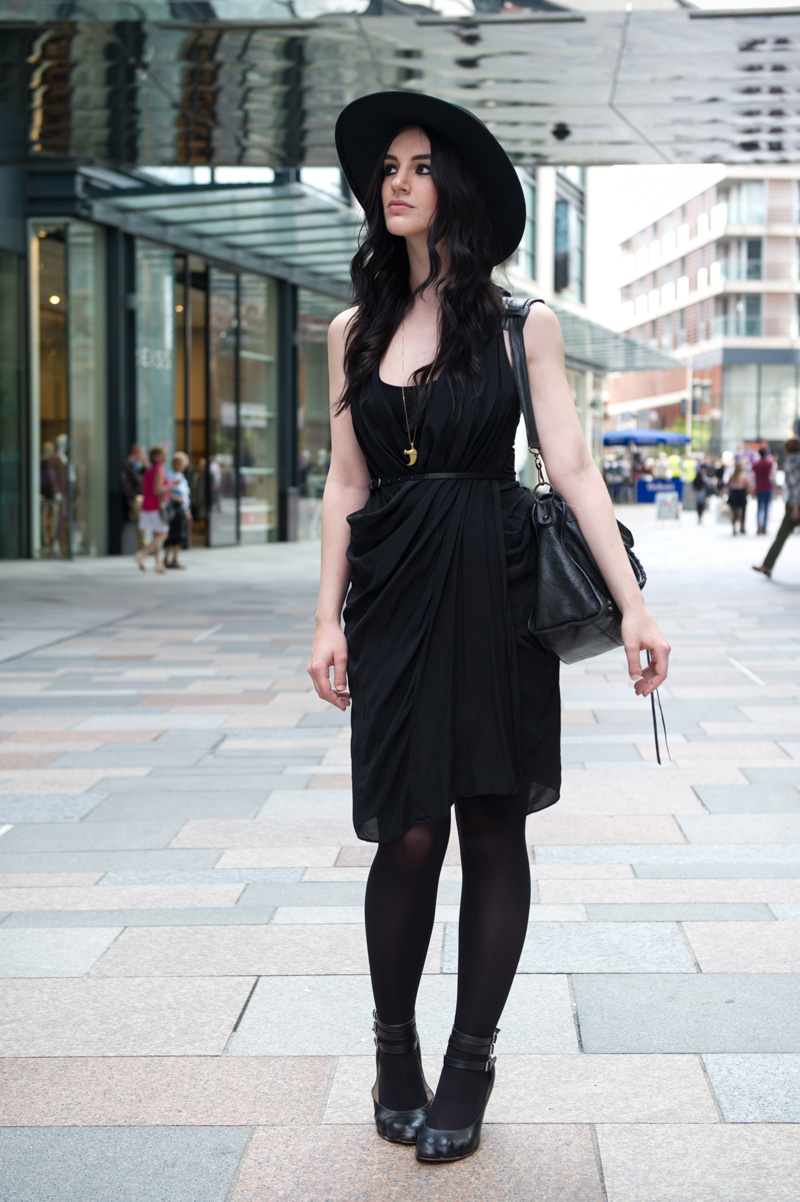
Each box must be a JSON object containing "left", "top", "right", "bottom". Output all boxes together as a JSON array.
[{"left": 369, "top": 471, "right": 517, "bottom": 492}]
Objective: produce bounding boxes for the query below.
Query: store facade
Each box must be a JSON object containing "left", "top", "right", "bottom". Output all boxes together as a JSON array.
[{"left": 0, "top": 164, "right": 356, "bottom": 560}]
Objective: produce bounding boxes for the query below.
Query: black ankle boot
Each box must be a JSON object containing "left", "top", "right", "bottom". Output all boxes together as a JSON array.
[
  {"left": 372, "top": 1011, "right": 433, "bottom": 1144},
  {"left": 415, "top": 1027, "right": 499, "bottom": 1163}
]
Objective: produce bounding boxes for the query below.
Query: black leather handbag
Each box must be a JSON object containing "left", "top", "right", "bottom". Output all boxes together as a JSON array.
[{"left": 502, "top": 296, "right": 647, "bottom": 665}]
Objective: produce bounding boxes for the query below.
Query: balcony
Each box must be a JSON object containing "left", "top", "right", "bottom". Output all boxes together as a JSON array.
[
  {"left": 712, "top": 315, "right": 763, "bottom": 339},
  {"left": 720, "top": 260, "right": 763, "bottom": 282}
]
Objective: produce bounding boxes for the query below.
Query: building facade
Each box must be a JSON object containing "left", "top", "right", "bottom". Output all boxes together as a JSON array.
[
  {"left": 0, "top": 149, "right": 675, "bottom": 561},
  {"left": 612, "top": 169, "right": 800, "bottom": 453}
]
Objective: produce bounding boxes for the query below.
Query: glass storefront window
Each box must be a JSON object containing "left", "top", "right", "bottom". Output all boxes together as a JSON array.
[
  {"left": 68, "top": 223, "right": 106, "bottom": 556},
  {"left": 209, "top": 269, "right": 239, "bottom": 546},
  {"left": 298, "top": 289, "right": 341, "bottom": 539},
  {"left": 0, "top": 250, "right": 25, "bottom": 559},
  {"left": 239, "top": 274, "right": 279, "bottom": 544},
  {"left": 36, "top": 225, "right": 69, "bottom": 558},
  {"left": 136, "top": 241, "right": 175, "bottom": 455},
  {"left": 33, "top": 221, "right": 105, "bottom": 558},
  {"left": 187, "top": 257, "right": 209, "bottom": 546}
]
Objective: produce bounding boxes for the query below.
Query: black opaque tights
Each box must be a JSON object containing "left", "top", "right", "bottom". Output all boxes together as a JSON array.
[{"left": 364, "top": 804, "right": 531, "bottom": 1127}]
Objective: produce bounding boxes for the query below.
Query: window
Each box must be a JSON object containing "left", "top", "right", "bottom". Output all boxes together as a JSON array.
[
  {"left": 729, "top": 180, "right": 765, "bottom": 225},
  {"left": 553, "top": 198, "right": 584, "bottom": 302},
  {"left": 512, "top": 174, "right": 536, "bottom": 279},
  {"left": 746, "top": 238, "right": 762, "bottom": 279}
]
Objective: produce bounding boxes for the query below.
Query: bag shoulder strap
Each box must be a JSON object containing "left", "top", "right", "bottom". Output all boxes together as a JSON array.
[{"left": 501, "top": 296, "right": 545, "bottom": 452}]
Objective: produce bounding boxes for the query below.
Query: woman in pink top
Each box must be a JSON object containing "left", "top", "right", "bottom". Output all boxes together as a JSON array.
[
  {"left": 136, "top": 446, "right": 169, "bottom": 573},
  {"left": 752, "top": 446, "right": 775, "bottom": 535}
]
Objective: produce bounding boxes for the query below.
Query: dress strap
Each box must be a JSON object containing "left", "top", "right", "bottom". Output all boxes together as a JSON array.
[{"left": 369, "top": 471, "right": 517, "bottom": 492}]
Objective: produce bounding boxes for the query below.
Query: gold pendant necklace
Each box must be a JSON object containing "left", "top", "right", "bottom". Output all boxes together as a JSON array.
[{"left": 400, "top": 320, "right": 434, "bottom": 468}]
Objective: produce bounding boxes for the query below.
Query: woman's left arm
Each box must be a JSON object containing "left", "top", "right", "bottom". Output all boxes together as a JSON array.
[{"left": 522, "top": 304, "right": 670, "bottom": 696}]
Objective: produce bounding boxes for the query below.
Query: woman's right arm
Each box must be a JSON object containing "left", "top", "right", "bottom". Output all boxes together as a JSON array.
[{"left": 307, "top": 307, "right": 371, "bottom": 711}]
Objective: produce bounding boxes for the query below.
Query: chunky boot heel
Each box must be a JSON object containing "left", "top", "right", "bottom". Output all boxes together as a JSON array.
[
  {"left": 415, "top": 1027, "right": 499, "bottom": 1163},
  {"left": 372, "top": 1011, "right": 433, "bottom": 1144}
]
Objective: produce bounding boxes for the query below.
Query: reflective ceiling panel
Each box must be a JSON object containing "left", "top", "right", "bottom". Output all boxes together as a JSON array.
[{"left": 2, "top": 2, "right": 800, "bottom": 167}]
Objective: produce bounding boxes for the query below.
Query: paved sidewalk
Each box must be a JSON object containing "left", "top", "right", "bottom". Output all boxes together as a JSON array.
[{"left": 1, "top": 504, "right": 799, "bottom": 1202}]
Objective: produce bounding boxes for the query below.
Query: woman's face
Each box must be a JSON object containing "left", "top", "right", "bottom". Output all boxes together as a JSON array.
[{"left": 381, "top": 127, "right": 437, "bottom": 240}]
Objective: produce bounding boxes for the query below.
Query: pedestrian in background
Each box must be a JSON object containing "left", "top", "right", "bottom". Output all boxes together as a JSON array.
[
  {"left": 121, "top": 443, "right": 147, "bottom": 551},
  {"left": 753, "top": 437, "right": 800, "bottom": 578},
  {"left": 751, "top": 445, "right": 775, "bottom": 535},
  {"left": 692, "top": 461, "right": 711, "bottom": 524},
  {"left": 164, "top": 451, "right": 192, "bottom": 569},
  {"left": 136, "top": 447, "right": 168, "bottom": 573},
  {"left": 726, "top": 459, "right": 752, "bottom": 535}
]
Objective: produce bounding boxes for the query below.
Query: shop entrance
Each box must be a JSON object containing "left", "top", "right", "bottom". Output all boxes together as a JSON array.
[{"left": 34, "top": 222, "right": 106, "bottom": 559}]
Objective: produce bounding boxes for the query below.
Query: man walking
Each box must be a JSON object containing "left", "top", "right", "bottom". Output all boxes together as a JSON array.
[{"left": 753, "top": 437, "right": 800, "bottom": 578}]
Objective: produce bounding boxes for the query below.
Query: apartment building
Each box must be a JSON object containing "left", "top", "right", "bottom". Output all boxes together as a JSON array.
[{"left": 611, "top": 169, "right": 800, "bottom": 453}]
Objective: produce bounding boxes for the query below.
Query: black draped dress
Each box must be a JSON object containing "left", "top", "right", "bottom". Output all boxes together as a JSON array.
[{"left": 343, "top": 324, "right": 561, "bottom": 843}]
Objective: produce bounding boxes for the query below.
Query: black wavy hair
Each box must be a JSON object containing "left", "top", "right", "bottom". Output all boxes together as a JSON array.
[{"left": 337, "top": 124, "right": 507, "bottom": 422}]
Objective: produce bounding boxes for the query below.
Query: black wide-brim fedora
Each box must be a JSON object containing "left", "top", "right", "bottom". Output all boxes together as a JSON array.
[{"left": 334, "top": 91, "right": 526, "bottom": 265}]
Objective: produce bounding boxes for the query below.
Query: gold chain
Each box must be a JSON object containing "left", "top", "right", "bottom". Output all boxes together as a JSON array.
[{"left": 400, "top": 320, "right": 435, "bottom": 468}]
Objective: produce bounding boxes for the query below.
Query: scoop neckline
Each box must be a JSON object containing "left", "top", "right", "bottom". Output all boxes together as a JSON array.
[{"left": 376, "top": 364, "right": 443, "bottom": 389}]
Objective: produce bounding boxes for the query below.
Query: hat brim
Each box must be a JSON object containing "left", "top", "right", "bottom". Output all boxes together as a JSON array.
[{"left": 334, "top": 91, "right": 526, "bottom": 265}]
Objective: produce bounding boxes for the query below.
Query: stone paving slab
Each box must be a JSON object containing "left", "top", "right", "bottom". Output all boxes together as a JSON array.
[
  {"left": 257, "top": 790, "right": 352, "bottom": 819},
  {"left": 702, "top": 1054, "right": 800, "bottom": 1122},
  {"left": 228, "top": 1124, "right": 604, "bottom": 1202},
  {"left": 0, "top": 795, "right": 106, "bottom": 823},
  {"left": 556, "top": 774, "right": 704, "bottom": 814},
  {"left": 0, "top": 884, "right": 245, "bottom": 911},
  {"left": 539, "top": 879, "right": 800, "bottom": 903},
  {"left": 443, "top": 921, "right": 698, "bottom": 973},
  {"left": 742, "top": 766, "right": 800, "bottom": 785},
  {"left": 0, "top": 1056, "right": 333, "bottom": 1126},
  {"left": 0, "top": 822, "right": 183, "bottom": 852},
  {"left": 584, "top": 903, "right": 775, "bottom": 921},
  {"left": 533, "top": 843, "right": 800, "bottom": 863},
  {"left": 0, "top": 850, "right": 224, "bottom": 873},
  {"left": 0, "top": 768, "right": 150, "bottom": 795},
  {"left": 0, "top": 927, "right": 121, "bottom": 976},
  {"left": 0, "top": 1127, "right": 250, "bottom": 1202},
  {"left": 233, "top": 881, "right": 407, "bottom": 907},
  {"left": 169, "top": 818, "right": 358, "bottom": 847},
  {"left": 1, "top": 907, "right": 277, "bottom": 927},
  {"left": 216, "top": 847, "right": 341, "bottom": 867},
  {"left": 632, "top": 862, "right": 800, "bottom": 878},
  {"left": 89, "top": 923, "right": 443, "bottom": 978},
  {"left": 0, "top": 871, "right": 103, "bottom": 887},
  {"left": 528, "top": 814, "right": 687, "bottom": 844},
  {"left": 572, "top": 973, "right": 800, "bottom": 1052},
  {"left": 323, "top": 1053, "right": 718, "bottom": 1125},
  {"left": 270, "top": 904, "right": 588, "bottom": 924},
  {"left": 677, "top": 813, "right": 800, "bottom": 843},
  {"left": 596, "top": 1124, "right": 800, "bottom": 1202},
  {"left": 693, "top": 785, "right": 800, "bottom": 813},
  {"left": 226, "top": 974, "right": 580, "bottom": 1057},
  {"left": 99, "top": 869, "right": 302, "bottom": 885},
  {"left": 0, "top": 977, "right": 255, "bottom": 1055},
  {"left": 84, "top": 795, "right": 268, "bottom": 822},
  {"left": 683, "top": 921, "right": 800, "bottom": 972}
]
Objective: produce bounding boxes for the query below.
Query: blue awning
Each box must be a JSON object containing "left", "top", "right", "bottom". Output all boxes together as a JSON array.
[{"left": 603, "top": 429, "right": 691, "bottom": 446}]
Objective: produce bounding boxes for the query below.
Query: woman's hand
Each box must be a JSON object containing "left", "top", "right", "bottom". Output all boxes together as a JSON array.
[
  {"left": 621, "top": 605, "right": 671, "bottom": 698},
  {"left": 308, "top": 621, "right": 350, "bottom": 710}
]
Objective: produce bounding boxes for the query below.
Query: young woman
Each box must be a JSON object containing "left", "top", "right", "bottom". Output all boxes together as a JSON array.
[
  {"left": 163, "top": 451, "right": 192, "bottom": 569},
  {"left": 726, "top": 459, "right": 753, "bottom": 536},
  {"left": 308, "top": 92, "right": 670, "bottom": 1164},
  {"left": 136, "top": 446, "right": 169, "bottom": 573}
]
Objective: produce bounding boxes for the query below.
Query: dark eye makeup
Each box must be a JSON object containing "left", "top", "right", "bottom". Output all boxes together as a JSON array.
[{"left": 383, "top": 162, "right": 432, "bottom": 176}]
